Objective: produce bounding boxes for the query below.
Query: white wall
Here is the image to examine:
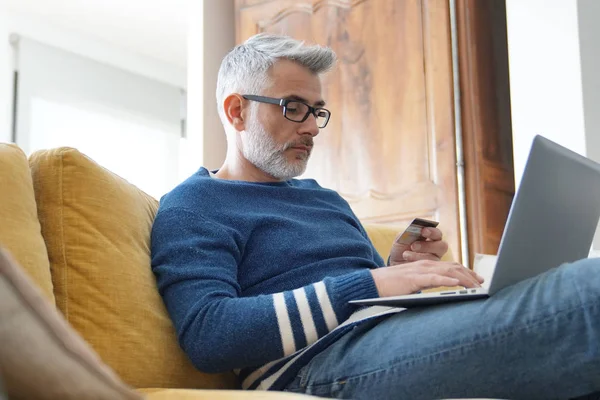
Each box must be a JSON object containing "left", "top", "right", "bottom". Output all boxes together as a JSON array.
[
  {"left": 5, "top": 10, "right": 186, "bottom": 88},
  {"left": 578, "top": 0, "right": 600, "bottom": 165},
  {"left": 1, "top": 8, "right": 13, "bottom": 142},
  {"left": 506, "top": 0, "right": 600, "bottom": 250},
  {"left": 5, "top": 0, "right": 188, "bottom": 70},
  {"left": 577, "top": 0, "right": 600, "bottom": 249},
  {"left": 185, "top": 0, "right": 233, "bottom": 173},
  {"left": 506, "top": 0, "right": 587, "bottom": 187}
]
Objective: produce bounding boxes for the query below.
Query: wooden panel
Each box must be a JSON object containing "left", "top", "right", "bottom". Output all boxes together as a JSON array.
[
  {"left": 457, "top": 0, "right": 515, "bottom": 262},
  {"left": 236, "top": 0, "right": 461, "bottom": 261}
]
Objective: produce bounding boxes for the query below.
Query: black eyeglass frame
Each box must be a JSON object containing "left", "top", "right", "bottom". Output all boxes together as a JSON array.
[{"left": 242, "top": 94, "right": 331, "bottom": 128}]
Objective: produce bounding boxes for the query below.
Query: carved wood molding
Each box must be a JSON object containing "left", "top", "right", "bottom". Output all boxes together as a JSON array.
[
  {"left": 257, "top": 4, "right": 311, "bottom": 30},
  {"left": 313, "top": 0, "right": 367, "bottom": 13},
  {"left": 257, "top": 0, "right": 366, "bottom": 30}
]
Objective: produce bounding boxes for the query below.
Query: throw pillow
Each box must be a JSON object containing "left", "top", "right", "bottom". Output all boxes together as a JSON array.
[
  {"left": 29, "top": 147, "right": 238, "bottom": 389},
  {"left": 0, "top": 247, "right": 142, "bottom": 400}
]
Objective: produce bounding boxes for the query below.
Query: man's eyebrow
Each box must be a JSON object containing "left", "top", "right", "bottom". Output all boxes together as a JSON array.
[{"left": 284, "top": 94, "right": 326, "bottom": 107}]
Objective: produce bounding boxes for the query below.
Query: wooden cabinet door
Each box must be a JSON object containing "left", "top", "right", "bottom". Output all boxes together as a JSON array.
[
  {"left": 457, "top": 0, "right": 515, "bottom": 263},
  {"left": 236, "top": 0, "right": 461, "bottom": 261}
]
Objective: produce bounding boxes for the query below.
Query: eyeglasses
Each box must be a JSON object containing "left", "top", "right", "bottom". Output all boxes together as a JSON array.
[{"left": 242, "top": 95, "right": 331, "bottom": 128}]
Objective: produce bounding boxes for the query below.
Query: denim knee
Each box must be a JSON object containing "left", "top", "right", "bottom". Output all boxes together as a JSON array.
[{"left": 559, "top": 257, "right": 600, "bottom": 298}]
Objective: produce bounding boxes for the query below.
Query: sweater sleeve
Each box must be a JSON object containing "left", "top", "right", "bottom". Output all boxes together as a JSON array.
[
  {"left": 150, "top": 207, "right": 379, "bottom": 373},
  {"left": 352, "top": 210, "right": 386, "bottom": 268}
]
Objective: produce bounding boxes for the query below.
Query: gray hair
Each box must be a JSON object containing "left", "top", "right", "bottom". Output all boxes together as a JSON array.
[{"left": 216, "top": 33, "right": 337, "bottom": 127}]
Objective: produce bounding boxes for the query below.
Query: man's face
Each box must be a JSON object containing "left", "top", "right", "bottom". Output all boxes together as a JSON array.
[{"left": 241, "top": 59, "right": 324, "bottom": 180}]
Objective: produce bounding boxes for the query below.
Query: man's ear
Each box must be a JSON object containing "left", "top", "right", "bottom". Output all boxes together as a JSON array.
[{"left": 223, "top": 94, "right": 247, "bottom": 132}]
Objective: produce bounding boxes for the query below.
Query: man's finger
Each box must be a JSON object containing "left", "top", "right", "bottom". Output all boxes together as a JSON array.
[
  {"left": 421, "top": 227, "right": 443, "bottom": 241},
  {"left": 403, "top": 251, "right": 440, "bottom": 262},
  {"left": 466, "top": 267, "right": 485, "bottom": 283},
  {"left": 438, "top": 264, "right": 482, "bottom": 288},
  {"left": 412, "top": 273, "right": 460, "bottom": 292},
  {"left": 411, "top": 240, "right": 448, "bottom": 258}
]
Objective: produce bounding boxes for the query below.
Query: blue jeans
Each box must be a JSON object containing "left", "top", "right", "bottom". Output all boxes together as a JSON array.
[{"left": 283, "top": 259, "right": 600, "bottom": 399}]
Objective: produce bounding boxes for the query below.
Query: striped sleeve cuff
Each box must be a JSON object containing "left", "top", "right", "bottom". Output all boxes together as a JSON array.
[
  {"left": 325, "top": 269, "right": 379, "bottom": 319},
  {"left": 272, "top": 269, "right": 378, "bottom": 357}
]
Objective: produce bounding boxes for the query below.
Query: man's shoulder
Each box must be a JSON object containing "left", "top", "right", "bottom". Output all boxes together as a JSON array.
[
  {"left": 157, "top": 171, "right": 346, "bottom": 215},
  {"left": 158, "top": 167, "right": 219, "bottom": 212},
  {"left": 291, "top": 178, "right": 346, "bottom": 200},
  {"left": 290, "top": 177, "right": 330, "bottom": 192},
  {"left": 291, "top": 177, "right": 319, "bottom": 187}
]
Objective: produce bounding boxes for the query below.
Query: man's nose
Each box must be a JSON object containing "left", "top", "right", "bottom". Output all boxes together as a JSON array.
[{"left": 299, "top": 113, "right": 320, "bottom": 137}]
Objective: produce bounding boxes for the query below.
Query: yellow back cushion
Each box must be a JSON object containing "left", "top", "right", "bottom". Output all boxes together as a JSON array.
[
  {"left": 29, "top": 148, "right": 238, "bottom": 390},
  {"left": 0, "top": 144, "right": 54, "bottom": 303},
  {"left": 363, "top": 224, "right": 398, "bottom": 261}
]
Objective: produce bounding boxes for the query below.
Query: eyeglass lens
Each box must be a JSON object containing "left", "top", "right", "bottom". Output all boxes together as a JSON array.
[{"left": 285, "top": 101, "right": 329, "bottom": 128}]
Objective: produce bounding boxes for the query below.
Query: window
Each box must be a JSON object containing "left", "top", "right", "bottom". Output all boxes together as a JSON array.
[{"left": 14, "top": 36, "right": 186, "bottom": 199}]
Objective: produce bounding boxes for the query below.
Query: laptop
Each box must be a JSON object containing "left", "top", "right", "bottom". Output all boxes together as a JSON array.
[{"left": 350, "top": 135, "right": 600, "bottom": 308}]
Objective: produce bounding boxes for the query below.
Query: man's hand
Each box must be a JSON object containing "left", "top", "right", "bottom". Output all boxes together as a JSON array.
[
  {"left": 371, "top": 260, "right": 485, "bottom": 298},
  {"left": 389, "top": 226, "right": 448, "bottom": 265}
]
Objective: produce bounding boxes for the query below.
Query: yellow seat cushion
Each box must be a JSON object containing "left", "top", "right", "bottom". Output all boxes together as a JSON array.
[
  {"left": 139, "top": 388, "right": 320, "bottom": 399},
  {"left": 0, "top": 143, "right": 54, "bottom": 303},
  {"left": 29, "top": 148, "right": 238, "bottom": 390}
]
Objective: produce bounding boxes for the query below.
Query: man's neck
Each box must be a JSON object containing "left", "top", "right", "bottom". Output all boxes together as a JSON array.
[{"left": 215, "top": 153, "right": 282, "bottom": 183}]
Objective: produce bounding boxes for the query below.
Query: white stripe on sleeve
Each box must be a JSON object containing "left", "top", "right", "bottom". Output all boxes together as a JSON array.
[
  {"left": 273, "top": 292, "right": 296, "bottom": 356},
  {"left": 258, "top": 306, "right": 405, "bottom": 390},
  {"left": 240, "top": 358, "right": 280, "bottom": 390},
  {"left": 293, "top": 287, "right": 319, "bottom": 345},
  {"left": 313, "top": 281, "right": 339, "bottom": 331}
]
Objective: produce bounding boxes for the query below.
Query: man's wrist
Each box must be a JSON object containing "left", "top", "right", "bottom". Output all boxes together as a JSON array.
[{"left": 370, "top": 268, "right": 390, "bottom": 297}]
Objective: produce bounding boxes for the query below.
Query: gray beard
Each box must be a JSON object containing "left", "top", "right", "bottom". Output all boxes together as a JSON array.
[{"left": 242, "top": 119, "right": 309, "bottom": 180}]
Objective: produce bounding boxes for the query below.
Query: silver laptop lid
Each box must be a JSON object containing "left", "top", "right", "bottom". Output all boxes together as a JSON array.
[{"left": 489, "top": 135, "right": 600, "bottom": 294}]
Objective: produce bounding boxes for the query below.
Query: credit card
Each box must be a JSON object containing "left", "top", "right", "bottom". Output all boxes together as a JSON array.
[{"left": 395, "top": 218, "right": 440, "bottom": 245}]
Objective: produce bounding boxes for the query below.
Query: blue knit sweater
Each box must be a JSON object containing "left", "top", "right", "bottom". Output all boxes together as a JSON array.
[{"left": 151, "top": 168, "right": 401, "bottom": 390}]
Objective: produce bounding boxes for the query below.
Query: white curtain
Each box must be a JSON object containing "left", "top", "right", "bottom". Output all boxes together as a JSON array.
[{"left": 15, "top": 36, "right": 185, "bottom": 199}]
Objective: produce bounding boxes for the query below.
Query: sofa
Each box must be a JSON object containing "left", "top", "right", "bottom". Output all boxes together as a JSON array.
[{"left": 0, "top": 143, "right": 452, "bottom": 399}]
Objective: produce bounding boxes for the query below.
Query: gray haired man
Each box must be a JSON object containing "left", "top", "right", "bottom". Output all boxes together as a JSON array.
[{"left": 151, "top": 33, "right": 600, "bottom": 399}]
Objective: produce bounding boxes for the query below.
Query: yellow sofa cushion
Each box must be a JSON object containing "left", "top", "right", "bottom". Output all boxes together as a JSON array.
[
  {"left": 364, "top": 224, "right": 399, "bottom": 262},
  {"left": 29, "top": 148, "right": 238, "bottom": 390},
  {"left": 0, "top": 143, "right": 54, "bottom": 303}
]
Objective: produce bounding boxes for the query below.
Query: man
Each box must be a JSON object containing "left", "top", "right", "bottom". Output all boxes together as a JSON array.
[{"left": 151, "top": 33, "right": 600, "bottom": 399}]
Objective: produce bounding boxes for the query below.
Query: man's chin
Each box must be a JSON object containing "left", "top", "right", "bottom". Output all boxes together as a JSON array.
[
  {"left": 289, "top": 149, "right": 311, "bottom": 161},
  {"left": 279, "top": 162, "right": 308, "bottom": 180},
  {"left": 290, "top": 158, "right": 309, "bottom": 172},
  {"left": 256, "top": 162, "right": 307, "bottom": 180}
]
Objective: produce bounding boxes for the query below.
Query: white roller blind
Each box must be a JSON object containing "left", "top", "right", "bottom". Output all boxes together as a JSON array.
[{"left": 15, "top": 36, "right": 185, "bottom": 199}]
